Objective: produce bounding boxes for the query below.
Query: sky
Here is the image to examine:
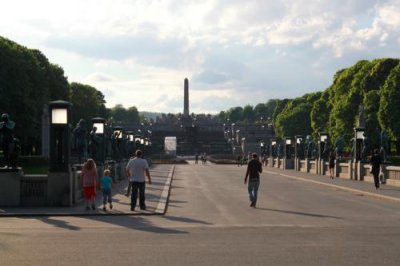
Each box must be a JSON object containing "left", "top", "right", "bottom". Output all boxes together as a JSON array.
[{"left": 1, "top": 0, "right": 399, "bottom": 114}]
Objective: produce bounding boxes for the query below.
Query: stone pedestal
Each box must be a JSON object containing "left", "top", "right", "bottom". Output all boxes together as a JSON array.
[
  {"left": 47, "top": 171, "right": 72, "bottom": 206},
  {"left": 0, "top": 168, "right": 22, "bottom": 206}
]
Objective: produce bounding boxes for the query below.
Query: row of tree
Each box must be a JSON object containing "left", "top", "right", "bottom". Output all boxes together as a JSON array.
[
  {"left": 218, "top": 58, "right": 400, "bottom": 154},
  {"left": 0, "top": 36, "right": 140, "bottom": 155}
]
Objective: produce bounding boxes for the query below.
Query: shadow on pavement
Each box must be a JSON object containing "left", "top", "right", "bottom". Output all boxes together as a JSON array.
[{"left": 257, "top": 208, "right": 343, "bottom": 219}]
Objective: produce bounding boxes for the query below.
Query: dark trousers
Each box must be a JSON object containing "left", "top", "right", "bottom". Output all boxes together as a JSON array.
[
  {"left": 131, "top": 181, "right": 146, "bottom": 209},
  {"left": 372, "top": 169, "right": 380, "bottom": 188}
]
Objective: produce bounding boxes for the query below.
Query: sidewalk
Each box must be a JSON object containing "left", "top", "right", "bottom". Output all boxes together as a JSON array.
[
  {"left": 0, "top": 164, "right": 174, "bottom": 217},
  {"left": 266, "top": 167, "right": 400, "bottom": 203}
]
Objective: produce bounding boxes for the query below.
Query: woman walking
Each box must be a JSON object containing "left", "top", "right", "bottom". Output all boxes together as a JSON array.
[
  {"left": 370, "top": 149, "right": 382, "bottom": 190},
  {"left": 328, "top": 151, "right": 336, "bottom": 179}
]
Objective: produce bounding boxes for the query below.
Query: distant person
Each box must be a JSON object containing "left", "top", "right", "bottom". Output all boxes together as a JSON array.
[
  {"left": 125, "top": 150, "right": 152, "bottom": 211},
  {"left": 237, "top": 154, "right": 242, "bottom": 167},
  {"left": 202, "top": 153, "right": 207, "bottom": 164},
  {"left": 81, "top": 159, "right": 98, "bottom": 210},
  {"left": 244, "top": 153, "right": 263, "bottom": 208},
  {"left": 329, "top": 151, "right": 336, "bottom": 179},
  {"left": 370, "top": 149, "right": 382, "bottom": 189},
  {"left": 195, "top": 153, "right": 199, "bottom": 164},
  {"left": 100, "top": 169, "right": 113, "bottom": 211}
]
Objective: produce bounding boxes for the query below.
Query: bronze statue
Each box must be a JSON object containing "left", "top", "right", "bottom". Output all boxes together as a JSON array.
[
  {"left": 88, "top": 127, "right": 101, "bottom": 162},
  {"left": 0, "top": 113, "right": 16, "bottom": 168},
  {"left": 334, "top": 136, "right": 344, "bottom": 159},
  {"left": 72, "top": 119, "right": 87, "bottom": 164}
]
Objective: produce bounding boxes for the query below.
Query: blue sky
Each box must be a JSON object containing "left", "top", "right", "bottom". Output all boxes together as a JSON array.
[{"left": 1, "top": 0, "right": 399, "bottom": 114}]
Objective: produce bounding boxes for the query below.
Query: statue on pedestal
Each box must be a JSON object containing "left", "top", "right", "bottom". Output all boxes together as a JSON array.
[
  {"left": 72, "top": 119, "right": 87, "bottom": 164},
  {"left": 334, "top": 136, "right": 344, "bottom": 160},
  {"left": 304, "top": 135, "right": 314, "bottom": 159},
  {"left": 88, "top": 127, "right": 101, "bottom": 162},
  {"left": 0, "top": 113, "right": 16, "bottom": 168}
]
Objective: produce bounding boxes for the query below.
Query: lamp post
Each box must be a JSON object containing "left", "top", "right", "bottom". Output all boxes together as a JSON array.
[
  {"left": 295, "top": 135, "right": 303, "bottom": 171},
  {"left": 49, "top": 100, "right": 72, "bottom": 172},
  {"left": 295, "top": 135, "right": 303, "bottom": 159},
  {"left": 271, "top": 138, "right": 277, "bottom": 158},
  {"left": 285, "top": 137, "right": 292, "bottom": 159},
  {"left": 48, "top": 100, "right": 73, "bottom": 206},
  {"left": 318, "top": 132, "right": 329, "bottom": 175},
  {"left": 125, "top": 131, "right": 135, "bottom": 157},
  {"left": 260, "top": 141, "right": 265, "bottom": 156},
  {"left": 92, "top": 117, "right": 106, "bottom": 164},
  {"left": 318, "top": 133, "right": 329, "bottom": 160},
  {"left": 354, "top": 128, "right": 365, "bottom": 162}
]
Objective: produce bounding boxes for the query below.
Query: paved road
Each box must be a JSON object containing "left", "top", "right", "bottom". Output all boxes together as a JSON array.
[{"left": 1, "top": 162, "right": 400, "bottom": 265}]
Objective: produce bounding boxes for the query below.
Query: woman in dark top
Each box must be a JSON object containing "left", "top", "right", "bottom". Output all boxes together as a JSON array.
[{"left": 370, "top": 149, "right": 382, "bottom": 189}]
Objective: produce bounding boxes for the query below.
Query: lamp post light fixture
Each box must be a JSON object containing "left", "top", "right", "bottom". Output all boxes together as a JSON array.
[
  {"left": 260, "top": 141, "right": 266, "bottom": 157},
  {"left": 48, "top": 100, "right": 72, "bottom": 172},
  {"left": 354, "top": 127, "right": 365, "bottom": 161},
  {"left": 113, "top": 126, "right": 123, "bottom": 139},
  {"left": 318, "top": 132, "right": 329, "bottom": 160},
  {"left": 241, "top": 137, "right": 246, "bottom": 154}
]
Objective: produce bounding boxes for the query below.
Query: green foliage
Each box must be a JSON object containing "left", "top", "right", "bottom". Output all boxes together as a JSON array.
[
  {"left": 311, "top": 91, "right": 330, "bottom": 137},
  {"left": 0, "top": 36, "right": 137, "bottom": 155},
  {"left": 0, "top": 37, "right": 70, "bottom": 154},
  {"left": 110, "top": 104, "right": 140, "bottom": 125},
  {"left": 70, "top": 82, "right": 107, "bottom": 125},
  {"left": 242, "top": 105, "right": 255, "bottom": 122},
  {"left": 378, "top": 62, "right": 400, "bottom": 141}
]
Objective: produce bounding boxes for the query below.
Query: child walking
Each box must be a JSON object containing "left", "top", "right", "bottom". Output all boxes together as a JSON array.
[
  {"left": 81, "top": 159, "right": 98, "bottom": 211},
  {"left": 100, "top": 169, "right": 113, "bottom": 211}
]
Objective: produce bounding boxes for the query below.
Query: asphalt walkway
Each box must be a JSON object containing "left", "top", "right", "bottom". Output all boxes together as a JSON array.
[
  {"left": 0, "top": 164, "right": 174, "bottom": 217},
  {"left": 1, "top": 162, "right": 400, "bottom": 217},
  {"left": 265, "top": 166, "right": 400, "bottom": 203}
]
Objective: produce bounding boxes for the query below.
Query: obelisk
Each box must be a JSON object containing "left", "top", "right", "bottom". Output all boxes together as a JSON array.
[{"left": 183, "top": 78, "right": 189, "bottom": 116}]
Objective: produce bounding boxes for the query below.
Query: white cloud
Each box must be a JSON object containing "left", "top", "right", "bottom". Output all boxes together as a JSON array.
[{"left": 0, "top": 0, "right": 399, "bottom": 114}]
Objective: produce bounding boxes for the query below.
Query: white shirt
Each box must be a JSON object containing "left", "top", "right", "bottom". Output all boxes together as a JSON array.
[{"left": 125, "top": 157, "right": 149, "bottom": 182}]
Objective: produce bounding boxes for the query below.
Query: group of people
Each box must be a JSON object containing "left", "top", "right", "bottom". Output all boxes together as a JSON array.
[
  {"left": 80, "top": 149, "right": 151, "bottom": 211},
  {"left": 81, "top": 146, "right": 384, "bottom": 212},
  {"left": 243, "top": 147, "right": 385, "bottom": 209},
  {"left": 194, "top": 152, "right": 207, "bottom": 164},
  {"left": 328, "top": 149, "right": 383, "bottom": 189}
]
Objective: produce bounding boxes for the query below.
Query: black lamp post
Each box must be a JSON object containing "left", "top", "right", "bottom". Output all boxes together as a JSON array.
[
  {"left": 354, "top": 128, "right": 365, "bottom": 162},
  {"left": 285, "top": 137, "right": 292, "bottom": 159},
  {"left": 49, "top": 100, "right": 72, "bottom": 172},
  {"left": 319, "top": 132, "right": 329, "bottom": 160},
  {"left": 271, "top": 138, "right": 277, "bottom": 158},
  {"left": 295, "top": 135, "right": 303, "bottom": 159},
  {"left": 260, "top": 141, "right": 265, "bottom": 156},
  {"left": 92, "top": 117, "right": 106, "bottom": 164}
]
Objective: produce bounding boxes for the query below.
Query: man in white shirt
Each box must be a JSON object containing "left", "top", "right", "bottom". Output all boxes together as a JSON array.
[{"left": 125, "top": 149, "right": 152, "bottom": 211}]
